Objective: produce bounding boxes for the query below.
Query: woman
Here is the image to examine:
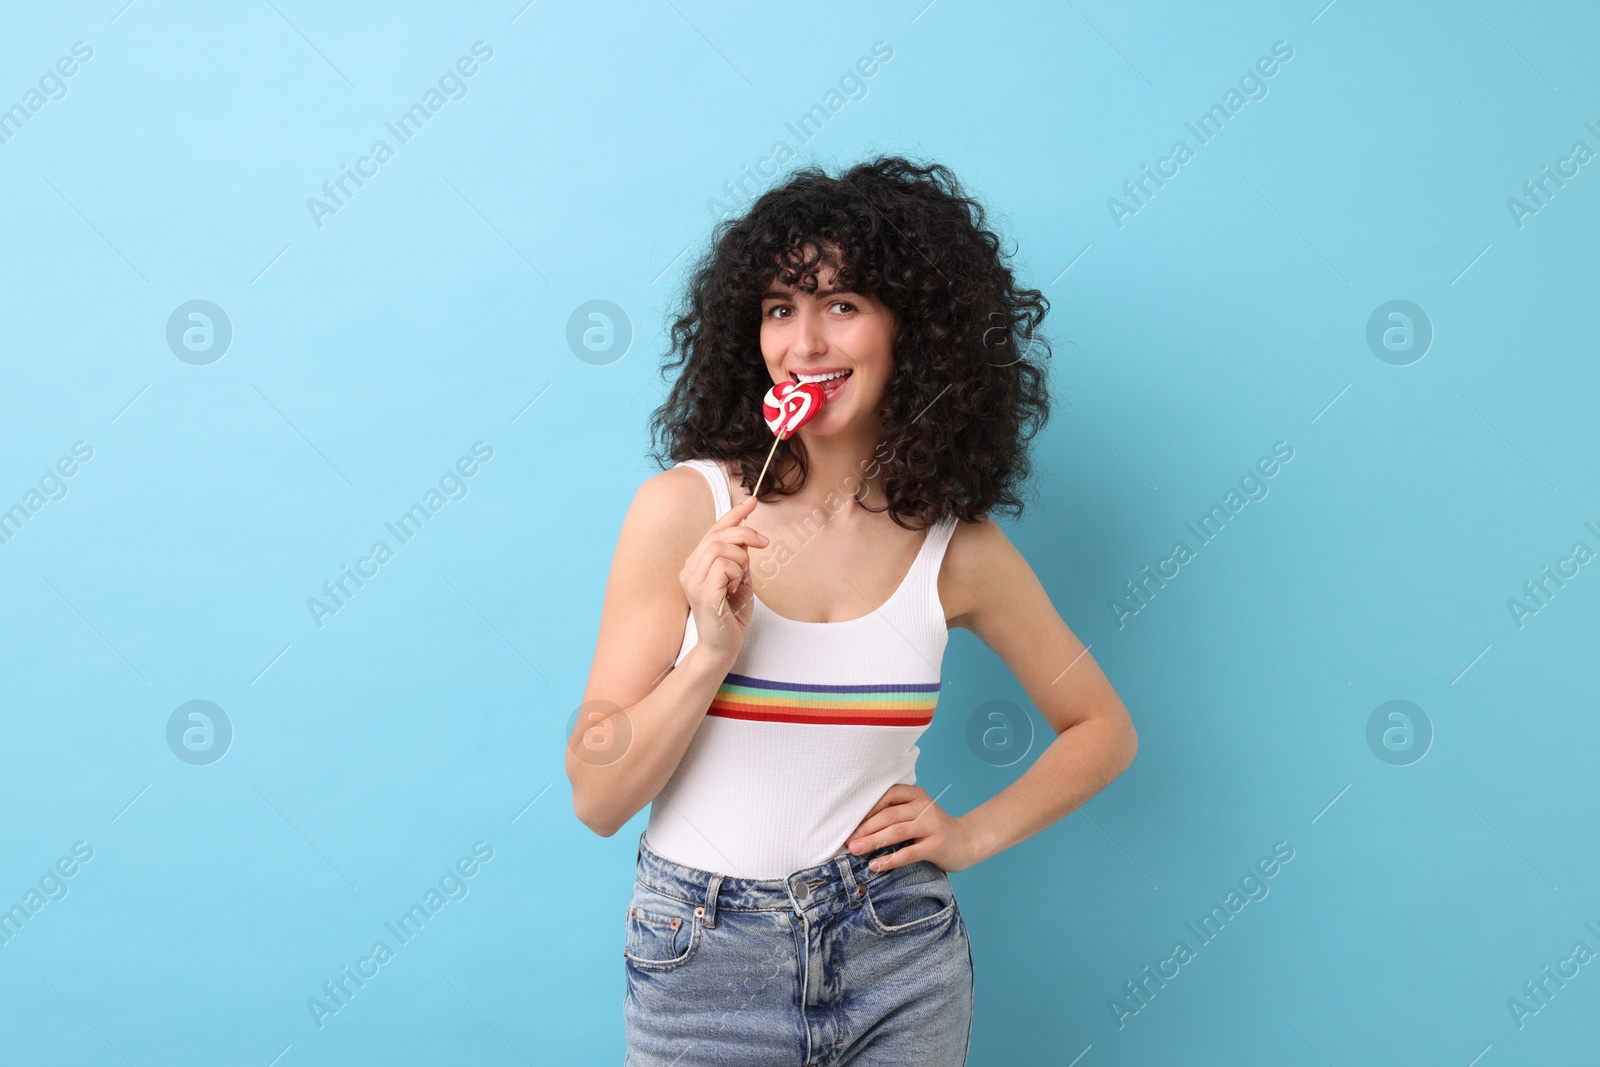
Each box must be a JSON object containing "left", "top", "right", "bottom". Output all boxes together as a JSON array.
[{"left": 569, "top": 156, "right": 1137, "bottom": 1065}]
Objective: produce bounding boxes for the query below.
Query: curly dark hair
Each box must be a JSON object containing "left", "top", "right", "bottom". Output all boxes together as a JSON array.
[{"left": 646, "top": 154, "right": 1053, "bottom": 530}]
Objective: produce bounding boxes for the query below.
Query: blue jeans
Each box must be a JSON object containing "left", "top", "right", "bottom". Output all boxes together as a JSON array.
[{"left": 623, "top": 830, "right": 974, "bottom": 1066}]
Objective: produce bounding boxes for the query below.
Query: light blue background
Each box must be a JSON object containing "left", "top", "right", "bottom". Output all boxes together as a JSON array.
[{"left": 2, "top": 1, "right": 1597, "bottom": 1063}]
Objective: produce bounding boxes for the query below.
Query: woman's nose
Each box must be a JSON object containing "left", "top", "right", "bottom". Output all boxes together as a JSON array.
[{"left": 791, "top": 310, "right": 826, "bottom": 358}]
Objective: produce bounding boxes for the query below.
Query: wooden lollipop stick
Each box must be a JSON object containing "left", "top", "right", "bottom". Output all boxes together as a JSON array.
[{"left": 718, "top": 430, "right": 785, "bottom": 617}]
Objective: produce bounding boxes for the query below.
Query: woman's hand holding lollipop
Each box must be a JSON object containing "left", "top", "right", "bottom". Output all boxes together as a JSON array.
[{"left": 680, "top": 495, "right": 765, "bottom": 664}]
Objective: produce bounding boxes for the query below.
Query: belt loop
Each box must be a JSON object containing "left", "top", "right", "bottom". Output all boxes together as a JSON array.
[
  {"left": 701, "top": 874, "right": 722, "bottom": 928},
  {"left": 836, "top": 856, "right": 863, "bottom": 909}
]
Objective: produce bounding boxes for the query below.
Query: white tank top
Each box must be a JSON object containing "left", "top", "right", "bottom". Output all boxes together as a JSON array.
[{"left": 643, "top": 457, "right": 959, "bottom": 880}]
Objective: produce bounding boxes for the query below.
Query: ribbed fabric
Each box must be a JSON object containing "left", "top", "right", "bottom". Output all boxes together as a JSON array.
[
  {"left": 711, "top": 673, "right": 941, "bottom": 726},
  {"left": 644, "top": 457, "right": 958, "bottom": 880}
]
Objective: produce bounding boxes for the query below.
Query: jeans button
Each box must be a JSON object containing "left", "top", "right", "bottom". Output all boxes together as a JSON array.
[{"left": 794, "top": 879, "right": 810, "bottom": 902}]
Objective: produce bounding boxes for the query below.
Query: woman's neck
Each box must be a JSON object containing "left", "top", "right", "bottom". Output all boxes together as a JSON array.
[{"left": 779, "top": 426, "right": 888, "bottom": 510}]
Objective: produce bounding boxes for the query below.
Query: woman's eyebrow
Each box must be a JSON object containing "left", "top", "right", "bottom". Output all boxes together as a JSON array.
[{"left": 760, "top": 286, "right": 855, "bottom": 300}]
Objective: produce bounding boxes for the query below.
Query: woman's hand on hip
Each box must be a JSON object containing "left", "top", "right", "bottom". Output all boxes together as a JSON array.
[{"left": 844, "top": 783, "right": 983, "bottom": 874}]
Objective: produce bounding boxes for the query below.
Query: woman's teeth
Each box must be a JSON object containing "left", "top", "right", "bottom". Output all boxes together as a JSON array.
[{"left": 793, "top": 370, "right": 852, "bottom": 384}]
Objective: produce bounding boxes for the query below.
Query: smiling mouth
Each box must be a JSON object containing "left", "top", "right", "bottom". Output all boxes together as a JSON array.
[
  {"left": 791, "top": 369, "right": 852, "bottom": 402},
  {"left": 791, "top": 369, "right": 853, "bottom": 385}
]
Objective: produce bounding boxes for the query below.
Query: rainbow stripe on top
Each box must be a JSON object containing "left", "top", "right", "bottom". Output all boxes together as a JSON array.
[{"left": 708, "top": 672, "right": 940, "bottom": 727}]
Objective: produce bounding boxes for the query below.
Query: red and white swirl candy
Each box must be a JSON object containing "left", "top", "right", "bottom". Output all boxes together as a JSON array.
[{"left": 761, "top": 381, "right": 826, "bottom": 439}]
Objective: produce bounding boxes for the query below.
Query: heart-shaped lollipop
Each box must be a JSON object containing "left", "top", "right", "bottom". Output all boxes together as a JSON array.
[{"left": 761, "top": 381, "right": 826, "bottom": 439}]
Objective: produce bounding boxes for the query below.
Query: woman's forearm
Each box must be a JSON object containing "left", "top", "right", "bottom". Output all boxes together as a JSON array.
[
  {"left": 959, "top": 715, "right": 1138, "bottom": 865},
  {"left": 568, "top": 642, "right": 732, "bottom": 837}
]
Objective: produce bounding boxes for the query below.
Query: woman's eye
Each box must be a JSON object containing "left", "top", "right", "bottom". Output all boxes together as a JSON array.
[
  {"left": 765, "top": 305, "right": 790, "bottom": 319},
  {"left": 830, "top": 301, "right": 855, "bottom": 314}
]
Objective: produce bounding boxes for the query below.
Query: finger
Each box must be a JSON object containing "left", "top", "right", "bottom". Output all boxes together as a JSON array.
[
  {"left": 848, "top": 814, "right": 916, "bottom": 854},
  {"left": 848, "top": 808, "right": 897, "bottom": 844},
  {"left": 712, "top": 582, "right": 752, "bottom": 632},
  {"left": 855, "top": 824, "right": 927, "bottom": 868},
  {"left": 726, "top": 564, "right": 759, "bottom": 613},
  {"left": 690, "top": 541, "right": 752, "bottom": 601},
  {"left": 684, "top": 518, "right": 766, "bottom": 597},
  {"left": 709, "top": 525, "right": 769, "bottom": 549},
  {"left": 866, "top": 839, "right": 926, "bottom": 873},
  {"left": 713, "top": 557, "right": 743, "bottom": 597},
  {"left": 901, "top": 792, "right": 943, "bottom": 824},
  {"left": 702, "top": 532, "right": 760, "bottom": 566},
  {"left": 858, "top": 797, "right": 944, "bottom": 842},
  {"left": 696, "top": 557, "right": 742, "bottom": 611},
  {"left": 711, "top": 496, "right": 759, "bottom": 529},
  {"left": 860, "top": 784, "right": 920, "bottom": 821}
]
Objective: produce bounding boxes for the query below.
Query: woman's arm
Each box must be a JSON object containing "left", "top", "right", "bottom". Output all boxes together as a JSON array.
[
  {"left": 846, "top": 517, "right": 1138, "bottom": 871},
  {"left": 566, "top": 468, "right": 736, "bottom": 837}
]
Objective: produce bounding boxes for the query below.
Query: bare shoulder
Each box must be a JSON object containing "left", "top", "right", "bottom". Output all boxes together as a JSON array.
[
  {"left": 615, "top": 464, "right": 718, "bottom": 573},
  {"left": 634, "top": 463, "right": 717, "bottom": 529},
  {"left": 939, "top": 515, "right": 1025, "bottom": 630}
]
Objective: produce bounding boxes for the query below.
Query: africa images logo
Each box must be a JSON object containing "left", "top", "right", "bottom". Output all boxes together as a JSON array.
[
  {"left": 306, "top": 441, "right": 494, "bottom": 629},
  {"left": 306, "top": 41, "right": 494, "bottom": 229}
]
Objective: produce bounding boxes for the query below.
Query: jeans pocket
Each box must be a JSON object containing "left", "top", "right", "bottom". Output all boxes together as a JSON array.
[
  {"left": 861, "top": 859, "right": 958, "bottom": 935},
  {"left": 623, "top": 882, "right": 704, "bottom": 972}
]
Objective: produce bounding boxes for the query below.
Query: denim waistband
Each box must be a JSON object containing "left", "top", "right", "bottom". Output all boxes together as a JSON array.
[{"left": 634, "top": 830, "right": 913, "bottom": 926}]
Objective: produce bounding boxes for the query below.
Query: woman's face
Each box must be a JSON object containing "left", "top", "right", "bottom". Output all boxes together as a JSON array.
[{"left": 758, "top": 258, "right": 897, "bottom": 439}]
